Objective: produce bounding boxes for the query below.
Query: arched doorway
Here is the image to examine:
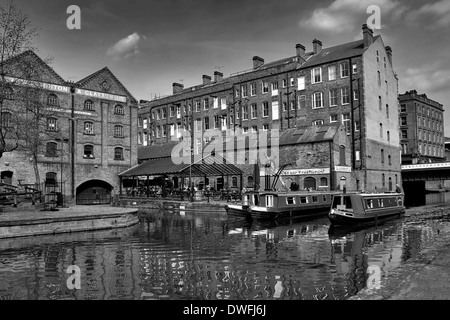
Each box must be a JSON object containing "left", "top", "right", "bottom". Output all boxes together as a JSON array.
[
  {"left": 1, "top": 171, "right": 13, "bottom": 185},
  {"left": 339, "top": 177, "right": 347, "bottom": 191},
  {"left": 304, "top": 177, "right": 316, "bottom": 190},
  {"left": 76, "top": 180, "right": 113, "bottom": 205}
]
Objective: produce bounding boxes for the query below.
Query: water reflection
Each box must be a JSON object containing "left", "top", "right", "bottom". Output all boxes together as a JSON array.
[{"left": 0, "top": 207, "right": 448, "bottom": 300}]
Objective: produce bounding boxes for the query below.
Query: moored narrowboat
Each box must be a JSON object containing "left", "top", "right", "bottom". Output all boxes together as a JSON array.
[
  {"left": 328, "top": 191, "right": 405, "bottom": 226},
  {"left": 226, "top": 190, "right": 340, "bottom": 221}
]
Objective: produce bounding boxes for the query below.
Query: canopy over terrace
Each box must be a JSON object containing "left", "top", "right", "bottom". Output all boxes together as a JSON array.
[{"left": 118, "top": 153, "right": 244, "bottom": 194}]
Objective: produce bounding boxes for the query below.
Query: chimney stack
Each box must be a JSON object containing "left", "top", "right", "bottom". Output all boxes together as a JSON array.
[
  {"left": 312, "top": 39, "right": 322, "bottom": 54},
  {"left": 253, "top": 56, "right": 264, "bottom": 69},
  {"left": 296, "top": 44, "right": 305, "bottom": 57},
  {"left": 362, "top": 24, "right": 374, "bottom": 48},
  {"left": 173, "top": 82, "right": 184, "bottom": 94},
  {"left": 385, "top": 46, "right": 393, "bottom": 65},
  {"left": 202, "top": 75, "right": 211, "bottom": 85},
  {"left": 214, "top": 71, "right": 223, "bottom": 82}
]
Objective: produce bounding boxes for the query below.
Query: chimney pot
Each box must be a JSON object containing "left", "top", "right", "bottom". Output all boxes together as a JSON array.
[
  {"left": 214, "top": 71, "right": 223, "bottom": 82},
  {"left": 173, "top": 82, "right": 184, "bottom": 94},
  {"left": 202, "top": 75, "right": 211, "bottom": 85},
  {"left": 253, "top": 56, "right": 264, "bottom": 69},
  {"left": 312, "top": 39, "right": 322, "bottom": 54},
  {"left": 296, "top": 44, "right": 305, "bottom": 57}
]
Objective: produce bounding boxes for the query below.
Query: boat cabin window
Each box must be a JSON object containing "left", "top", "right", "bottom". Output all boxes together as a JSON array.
[
  {"left": 378, "top": 199, "right": 384, "bottom": 207},
  {"left": 323, "top": 195, "right": 327, "bottom": 202},
  {"left": 244, "top": 195, "right": 249, "bottom": 205},
  {"left": 287, "top": 197, "right": 295, "bottom": 205},
  {"left": 312, "top": 196, "right": 318, "bottom": 203},
  {"left": 367, "top": 199, "right": 374, "bottom": 208},
  {"left": 266, "top": 195, "right": 274, "bottom": 207},
  {"left": 332, "top": 195, "right": 352, "bottom": 209},
  {"left": 300, "top": 196, "right": 308, "bottom": 204},
  {"left": 254, "top": 194, "right": 259, "bottom": 206}
]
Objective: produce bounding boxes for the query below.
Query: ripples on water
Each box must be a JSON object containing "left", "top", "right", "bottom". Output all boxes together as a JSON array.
[{"left": 1, "top": 203, "right": 450, "bottom": 300}]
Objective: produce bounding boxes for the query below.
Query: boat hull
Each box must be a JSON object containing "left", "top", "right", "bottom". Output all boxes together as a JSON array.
[
  {"left": 328, "top": 207, "right": 405, "bottom": 226},
  {"left": 225, "top": 204, "right": 252, "bottom": 220},
  {"left": 251, "top": 204, "right": 330, "bottom": 220}
]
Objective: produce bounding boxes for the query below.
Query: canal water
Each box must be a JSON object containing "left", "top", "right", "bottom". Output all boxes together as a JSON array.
[{"left": 0, "top": 195, "right": 450, "bottom": 300}]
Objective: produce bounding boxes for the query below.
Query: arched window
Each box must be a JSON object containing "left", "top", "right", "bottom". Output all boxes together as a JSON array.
[
  {"left": 3, "top": 87, "right": 13, "bottom": 100},
  {"left": 247, "top": 176, "right": 254, "bottom": 187},
  {"left": 304, "top": 177, "right": 316, "bottom": 190},
  {"left": 45, "top": 172, "right": 57, "bottom": 186},
  {"left": 382, "top": 173, "right": 385, "bottom": 188},
  {"left": 320, "top": 177, "right": 328, "bottom": 187},
  {"left": 46, "top": 142, "right": 57, "bottom": 157},
  {"left": 84, "top": 100, "right": 94, "bottom": 111},
  {"left": 114, "top": 125, "right": 124, "bottom": 138},
  {"left": 114, "top": 105, "right": 124, "bottom": 115},
  {"left": 1, "top": 112, "right": 12, "bottom": 127},
  {"left": 84, "top": 145, "right": 94, "bottom": 158},
  {"left": 339, "top": 145, "right": 346, "bottom": 166},
  {"left": 84, "top": 121, "right": 94, "bottom": 135},
  {"left": 388, "top": 177, "right": 393, "bottom": 191},
  {"left": 114, "top": 147, "right": 123, "bottom": 160},
  {"left": 232, "top": 176, "right": 238, "bottom": 187},
  {"left": 47, "top": 94, "right": 58, "bottom": 106},
  {"left": 47, "top": 117, "right": 57, "bottom": 132}
]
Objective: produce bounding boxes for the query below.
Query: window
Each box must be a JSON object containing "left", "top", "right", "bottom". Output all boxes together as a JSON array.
[
  {"left": 221, "top": 98, "right": 227, "bottom": 110},
  {"left": 249, "top": 83, "right": 256, "bottom": 96},
  {"left": 283, "top": 102, "right": 287, "bottom": 112},
  {"left": 380, "top": 123, "right": 383, "bottom": 138},
  {"left": 387, "top": 131, "right": 390, "bottom": 142},
  {"left": 1, "top": 112, "right": 12, "bottom": 127},
  {"left": 328, "top": 65, "right": 336, "bottom": 81},
  {"left": 401, "top": 130, "right": 407, "bottom": 139},
  {"left": 290, "top": 77, "right": 295, "bottom": 86},
  {"left": 340, "top": 62, "right": 349, "bottom": 78},
  {"left": 84, "top": 122, "right": 94, "bottom": 135},
  {"left": 300, "top": 197, "right": 308, "bottom": 204},
  {"left": 242, "top": 105, "right": 249, "bottom": 120},
  {"left": 312, "top": 92, "right": 323, "bottom": 109},
  {"left": 114, "top": 147, "right": 124, "bottom": 160},
  {"left": 330, "top": 114, "right": 338, "bottom": 123},
  {"left": 341, "top": 87, "right": 350, "bottom": 104},
  {"left": 155, "top": 126, "right": 161, "bottom": 138},
  {"left": 312, "top": 120, "right": 324, "bottom": 126},
  {"left": 400, "top": 104, "right": 406, "bottom": 112},
  {"left": 339, "top": 145, "right": 346, "bottom": 165},
  {"left": 162, "top": 125, "right": 167, "bottom": 137},
  {"left": 311, "top": 67, "right": 322, "bottom": 83},
  {"left": 353, "top": 89, "right": 359, "bottom": 101},
  {"left": 312, "top": 196, "right": 318, "bottom": 203},
  {"left": 214, "top": 115, "right": 220, "bottom": 129},
  {"left": 320, "top": 178, "right": 328, "bottom": 187},
  {"left": 262, "top": 81, "right": 269, "bottom": 94},
  {"left": 377, "top": 71, "right": 381, "bottom": 86},
  {"left": 382, "top": 173, "right": 385, "bottom": 188},
  {"left": 232, "top": 177, "right": 238, "bottom": 188},
  {"left": 203, "top": 98, "right": 209, "bottom": 110},
  {"left": 329, "top": 89, "right": 338, "bottom": 106},
  {"left": 388, "top": 155, "right": 392, "bottom": 165},
  {"left": 287, "top": 197, "right": 295, "bottom": 205},
  {"left": 84, "top": 145, "right": 94, "bottom": 158},
  {"left": 355, "top": 121, "right": 360, "bottom": 132},
  {"left": 386, "top": 104, "right": 389, "bottom": 119},
  {"left": 376, "top": 50, "right": 379, "bottom": 62},
  {"left": 262, "top": 102, "right": 269, "bottom": 117},
  {"left": 204, "top": 117, "right": 210, "bottom": 130},
  {"left": 241, "top": 85, "right": 248, "bottom": 98},
  {"left": 266, "top": 195, "right": 274, "bottom": 207},
  {"left": 196, "top": 138, "right": 202, "bottom": 155},
  {"left": 162, "top": 108, "right": 167, "bottom": 119},
  {"left": 401, "top": 117, "right": 407, "bottom": 126},
  {"left": 352, "top": 63, "right": 358, "bottom": 74},
  {"left": 243, "top": 127, "right": 248, "bottom": 134},
  {"left": 251, "top": 104, "right": 258, "bottom": 119},
  {"left": 263, "top": 124, "right": 269, "bottom": 131},
  {"left": 271, "top": 82, "right": 279, "bottom": 96},
  {"left": 45, "top": 172, "right": 57, "bottom": 185},
  {"left": 114, "top": 125, "right": 124, "bottom": 138},
  {"left": 3, "top": 87, "right": 13, "bottom": 99},
  {"left": 251, "top": 126, "right": 258, "bottom": 133},
  {"left": 47, "top": 94, "right": 58, "bottom": 106},
  {"left": 46, "top": 142, "right": 57, "bottom": 157},
  {"left": 297, "top": 76, "right": 305, "bottom": 90},
  {"left": 143, "top": 118, "right": 148, "bottom": 129},
  {"left": 379, "top": 96, "right": 382, "bottom": 111},
  {"left": 381, "top": 149, "right": 385, "bottom": 164},
  {"left": 47, "top": 117, "right": 57, "bottom": 132},
  {"left": 342, "top": 114, "right": 350, "bottom": 134},
  {"left": 290, "top": 101, "right": 295, "bottom": 110},
  {"left": 247, "top": 176, "right": 254, "bottom": 186},
  {"left": 114, "top": 105, "right": 124, "bottom": 115},
  {"left": 84, "top": 100, "right": 94, "bottom": 111},
  {"left": 298, "top": 95, "right": 306, "bottom": 109}
]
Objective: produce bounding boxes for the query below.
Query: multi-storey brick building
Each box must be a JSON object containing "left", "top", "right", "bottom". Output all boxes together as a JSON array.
[
  {"left": 138, "top": 24, "right": 401, "bottom": 192},
  {"left": 0, "top": 51, "right": 138, "bottom": 204},
  {"left": 398, "top": 90, "right": 445, "bottom": 164}
]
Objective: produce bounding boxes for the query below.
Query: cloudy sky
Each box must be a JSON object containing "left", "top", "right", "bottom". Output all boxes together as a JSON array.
[{"left": 12, "top": 0, "right": 450, "bottom": 135}]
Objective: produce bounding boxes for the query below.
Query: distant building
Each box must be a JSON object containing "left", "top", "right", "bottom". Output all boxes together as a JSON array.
[
  {"left": 398, "top": 90, "right": 445, "bottom": 164},
  {"left": 137, "top": 24, "right": 401, "bottom": 192},
  {"left": 445, "top": 137, "right": 450, "bottom": 161},
  {"left": 0, "top": 51, "right": 138, "bottom": 204}
]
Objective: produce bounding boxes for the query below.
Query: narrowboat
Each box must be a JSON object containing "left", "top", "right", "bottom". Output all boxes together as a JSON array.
[
  {"left": 328, "top": 191, "right": 405, "bottom": 226},
  {"left": 226, "top": 190, "right": 340, "bottom": 221}
]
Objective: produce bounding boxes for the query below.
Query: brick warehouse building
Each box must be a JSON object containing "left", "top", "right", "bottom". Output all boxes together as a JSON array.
[
  {"left": 0, "top": 51, "right": 138, "bottom": 205},
  {"left": 398, "top": 90, "right": 445, "bottom": 164},
  {"left": 137, "top": 24, "right": 402, "bottom": 192}
]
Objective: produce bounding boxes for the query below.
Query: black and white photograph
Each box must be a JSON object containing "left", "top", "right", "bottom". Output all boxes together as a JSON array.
[{"left": 0, "top": 0, "right": 449, "bottom": 310}]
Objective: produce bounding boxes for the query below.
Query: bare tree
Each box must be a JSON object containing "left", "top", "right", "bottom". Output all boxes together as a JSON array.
[{"left": 0, "top": 0, "right": 38, "bottom": 159}]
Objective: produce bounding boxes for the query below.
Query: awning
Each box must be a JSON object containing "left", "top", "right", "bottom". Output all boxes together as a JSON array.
[{"left": 119, "top": 153, "right": 243, "bottom": 178}]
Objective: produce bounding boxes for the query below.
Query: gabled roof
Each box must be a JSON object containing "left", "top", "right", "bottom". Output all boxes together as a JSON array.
[
  {"left": 77, "top": 67, "right": 137, "bottom": 103},
  {"left": 3, "top": 50, "right": 66, "bottom": 84}
]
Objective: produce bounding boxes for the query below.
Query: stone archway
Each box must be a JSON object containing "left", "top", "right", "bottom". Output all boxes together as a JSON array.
[{"left": 76, "top": 180, "right": 113, "bottom": 205}]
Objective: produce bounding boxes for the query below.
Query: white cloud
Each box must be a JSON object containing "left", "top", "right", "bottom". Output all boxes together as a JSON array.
[
  {"left": 401, "top": 62, "right": 450, "bottom": 94},
  {"left": 107, "top": 33, "right": 142, "bottom": 60},
  {"left": 406, "top": 0, "right": 450, "bottom": 30},
  {"left": 300, "top": 0, "right": 406, "bottom": 34}
]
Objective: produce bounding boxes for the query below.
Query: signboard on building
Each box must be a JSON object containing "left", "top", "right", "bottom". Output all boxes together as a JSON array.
[
  {"left": 261, "top": 168, "right": 330, "bottom": 176},
  {"left": 334, "top": 166, "right": 352, "bottom": 173},
  {"left": 75, "top": 89, "right": 127, "bottom": 103}
]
